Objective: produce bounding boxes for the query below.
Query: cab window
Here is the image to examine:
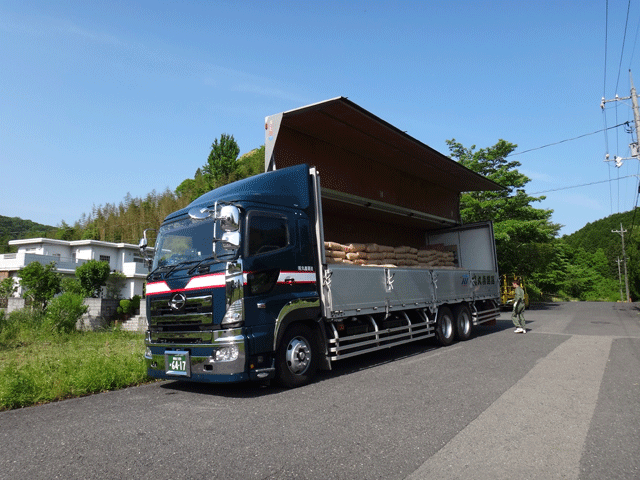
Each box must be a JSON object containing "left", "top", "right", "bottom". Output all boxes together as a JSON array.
[{"left": 247, "top": 213, "right": 289, "bottom": 257}]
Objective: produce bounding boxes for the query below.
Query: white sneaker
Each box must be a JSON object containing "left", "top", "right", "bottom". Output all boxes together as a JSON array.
[
  {"left": 521, "top": 328, "right": 526, "bottom": 334},
  {"left": 514, "top": 328, "right": 523, "bottom": 333}
]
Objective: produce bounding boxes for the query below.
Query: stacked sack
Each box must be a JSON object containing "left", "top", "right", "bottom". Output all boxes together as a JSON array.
[
  {"left": 324, "top": 242, "right": 458, "bottom": 268},
  {"left": 324, "top": 242, "right": 347, "bottom": 264},
  {"left": 344, "top": 243, "right": 396, "bottom": 266},
  {"left": 394, "top": 246, "right": 419, "bottom": 266},
  {"left": 416, "top": 249, "right": 456, "bottom": 268}
]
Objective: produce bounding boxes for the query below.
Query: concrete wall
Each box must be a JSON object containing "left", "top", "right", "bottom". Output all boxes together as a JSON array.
[
  {"left": 6, "top": 297, "right": 26, "bottom": 313},
  {"left": 77, "top": 298, "right": 119, "bottom": 331},
  {"left": 3, "top": 297, "right": 148, "bottom": 333}
]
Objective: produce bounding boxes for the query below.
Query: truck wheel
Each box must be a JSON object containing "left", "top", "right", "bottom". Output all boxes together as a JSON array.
[
  {"left": 454, "top": 304, "right": 473, "bottom": 341},
  {"left": 276, "top": 324, "right": 318, "bottom": 388},
  {"left": 436, "top": 306, "right": 455, "bottom": 346}
]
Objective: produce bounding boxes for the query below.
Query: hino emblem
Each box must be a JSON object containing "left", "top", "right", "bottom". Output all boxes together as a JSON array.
[{"left": 169, "top": 293, "right": 187, "bottom": 311}]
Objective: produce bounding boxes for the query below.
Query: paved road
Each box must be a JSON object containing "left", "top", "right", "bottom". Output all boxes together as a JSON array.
[{"left": 1, "top": 302, "right": 639, "bottom": 479}]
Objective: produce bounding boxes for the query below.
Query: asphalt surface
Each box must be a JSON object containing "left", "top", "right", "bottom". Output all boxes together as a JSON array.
[{"left": 1, "top": 302, "right": 639, "bottom": 479}]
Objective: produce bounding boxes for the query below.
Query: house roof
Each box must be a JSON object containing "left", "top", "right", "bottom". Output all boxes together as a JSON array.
[{"left": 9, "top": 238, "right": 140, "bottom": 250}]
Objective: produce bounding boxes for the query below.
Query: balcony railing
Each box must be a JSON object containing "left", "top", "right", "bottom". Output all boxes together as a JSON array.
[
  {"left": 122, "top": 261, "right": 150, "bottom": 276},
  {"left": 0, "top": 252, "right": 150, "bottom": 279},
  {"left": 0, "top": 253, "right": 88, "bottom": 272}
]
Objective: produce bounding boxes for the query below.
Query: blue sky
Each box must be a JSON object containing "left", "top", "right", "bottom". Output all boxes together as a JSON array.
[{"left": 2, "top": 0, "right": 639, "bottom": 236}]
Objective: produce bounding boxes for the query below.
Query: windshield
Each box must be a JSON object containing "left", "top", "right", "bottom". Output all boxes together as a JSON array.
[{"left": 152, "top": 216, "right": 237, "bottom": 271}]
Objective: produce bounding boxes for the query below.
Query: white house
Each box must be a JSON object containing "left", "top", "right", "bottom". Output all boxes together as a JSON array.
[{"left": 0, "top": 238, "right": 149, "bottom": 299}]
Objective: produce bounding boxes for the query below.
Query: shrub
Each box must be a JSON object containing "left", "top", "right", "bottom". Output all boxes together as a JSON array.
[
  {"left": 75, "top": 260, "right": 111, "bottom": 298},
  {"left": 131, "top": 295, "right": 141, "bottom": 310},
  {"left": 118, "top": 298, "right": 132, "bottom": 316},
  {"left": 45, "top": 292, "right": 88, "bottom": 333}
]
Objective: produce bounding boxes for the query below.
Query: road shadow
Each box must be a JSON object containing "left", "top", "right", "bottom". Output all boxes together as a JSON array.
[
  {"left": 316, "top": 339, "right": 441, "bottom": 382},
  {"left": 615, "top": 301, "right": 640, "bottom": 313},
  {"left": 157, "top": 321, "right": 512, "bottom": 396},
  {"left": 474, "top": 319, "right": 513, "bottom": 337},
  {"left": 159, "top": 378, "right": 277, "bottom": 398},
  {"left": 521, "top": 302, "right": 562, "bottom": 311}
]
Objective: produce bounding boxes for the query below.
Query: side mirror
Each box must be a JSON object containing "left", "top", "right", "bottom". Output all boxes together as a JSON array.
[
  {"left": 139, "top": 237, "right": 148, "bottom": 255},
  {"left": 219, "top": 205, "right": 240, "bottom": 232},
  {"left": 139, "top": 228, "right": 156, "bottom": 271},
  {"left": 221, "top": 231, "right": 240, "bottom": 250}
]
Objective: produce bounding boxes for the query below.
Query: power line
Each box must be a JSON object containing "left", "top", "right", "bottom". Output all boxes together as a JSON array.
[
  {"left": 529, "top": 174, "right": 638, "bottom": 195},
  {"left": 603, "top": 0, "right": 612, "bottom": 213},
  {"left": 508, "top": 121, "right": 631, "bottom": 157},
  {"left": 629, "top": 7, "right": 640, "bottom": 70},
  {"left": 615, "top": 0, "right": 632, "bottom": 94},
  {"left": 604, "top": 0, "right": 609, "bottom": 98}
]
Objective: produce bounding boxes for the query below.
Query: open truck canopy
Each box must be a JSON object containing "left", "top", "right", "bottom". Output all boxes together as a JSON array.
[{"left": 265, "top": 97, "right": 503, "bottom": 235}]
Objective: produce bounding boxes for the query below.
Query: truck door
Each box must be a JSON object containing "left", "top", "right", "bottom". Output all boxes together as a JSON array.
[{"left": 243, "top": 210, "right": 314, "bottom": 324}]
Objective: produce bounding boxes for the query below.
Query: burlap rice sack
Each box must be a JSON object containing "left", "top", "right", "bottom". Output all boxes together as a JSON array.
[
  {"left": 365, "top": 243, "right": 380, "bottom": 253},
  {"left": 346, "top": 243, "right": 367, "bottom": 252},
  {"left": 324, "top": 242, "right": 346, "bottom": 252},
  {"left": 346, "top": 252, "right": 384, "bottom": 261}
]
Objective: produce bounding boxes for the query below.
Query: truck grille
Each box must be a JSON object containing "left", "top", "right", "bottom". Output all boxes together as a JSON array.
[{"left": 149, "top": 294, "right": 213, "bottom": 325}]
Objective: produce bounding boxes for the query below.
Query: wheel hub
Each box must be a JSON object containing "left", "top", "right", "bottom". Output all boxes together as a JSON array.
[{"left": 286, "top": 337, "right": 311, "bottom": 374}]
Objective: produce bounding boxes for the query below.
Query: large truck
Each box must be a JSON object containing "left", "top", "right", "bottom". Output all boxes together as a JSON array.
[{"left": 141, "top": 97, "right": 503, "bottom": 388}]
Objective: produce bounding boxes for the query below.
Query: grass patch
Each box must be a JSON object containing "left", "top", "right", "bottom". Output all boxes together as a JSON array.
[{"left": 0, "top": 309, "right": 151, "bottom": 410}]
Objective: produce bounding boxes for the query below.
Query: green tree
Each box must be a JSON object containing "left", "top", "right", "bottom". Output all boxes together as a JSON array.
[
  {"left": 202, "top": 134, "right": 241, "bottom": 188},
  {"left": 233, "top": 146, "right": 265, "bottom": 181},
  {"left": 54, "top": 220, "right": 76, "bottom": 241},
  {"left": 529, "top": 242, "right": 571, "bottom": 298},
  {"left": 75, "top": 260, "right": 111, "bottom": 298},
  {"left": 18, "top": 262, "right": 61, "bottom": 310},
  {"left": 561, "top": 209, "right": 640, "bottom": 300},
  {"left": 0, "top": 277, "right": 17, "bottom": 306},
  {"left": 175, "top": 168, "right": 210, "bottom": 203},
  {"left": 105, "top": 271, "right": 127, "bottom": 299},
  {"left": 61, "top": 277, "right": 85, "bottom": 296}
]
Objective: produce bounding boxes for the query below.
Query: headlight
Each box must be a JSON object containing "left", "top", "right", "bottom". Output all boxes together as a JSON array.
[
  {"left": 222, "top": 299, "right": 244, "bottom": 325},
  {"left": 214, "top": 345, "right": 239, "bottom": 362}
]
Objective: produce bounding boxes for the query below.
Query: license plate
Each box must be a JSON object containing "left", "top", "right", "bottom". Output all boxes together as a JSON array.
[{"left": 165, "top": 350, "right": 191, "bottom": 377}]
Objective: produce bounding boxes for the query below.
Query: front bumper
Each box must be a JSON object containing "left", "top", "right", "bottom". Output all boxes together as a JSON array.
[{"left": 145, "top": 328, "right": 254, "bottom": 383}]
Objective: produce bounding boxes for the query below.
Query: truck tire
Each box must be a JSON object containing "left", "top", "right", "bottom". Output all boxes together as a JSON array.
[
  {"left": 436, "top": 306, "right": 455, "bottom": 346},
  {"left": 276, "top": 324, "right": 319, "bottom": 388},
  {"left": 454, "top": 304, "right": 473, "bottom": 341}
]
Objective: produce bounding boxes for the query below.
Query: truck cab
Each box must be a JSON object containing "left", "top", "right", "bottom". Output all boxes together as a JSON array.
[{"left": 143, "top": 165, "right": 319, "bottom": 384}]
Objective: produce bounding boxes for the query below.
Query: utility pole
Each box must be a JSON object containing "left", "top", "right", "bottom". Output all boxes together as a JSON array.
[
  {"left": 616, "top": 257, "right": 624, "bottom": 302},
  {"left": 601, "top": 70, "right": 640, "bottom": 164},
  {"left": 612, "top": 224, "right": 631, "bottom": 302},
  {"left": 631, "top": 71, "right": 640, "bottom": 154}
]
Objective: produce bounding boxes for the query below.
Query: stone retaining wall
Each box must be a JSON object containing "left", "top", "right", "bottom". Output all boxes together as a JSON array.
[{"left": 77, "top": 298, "right": 119, "bottom": 331}]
